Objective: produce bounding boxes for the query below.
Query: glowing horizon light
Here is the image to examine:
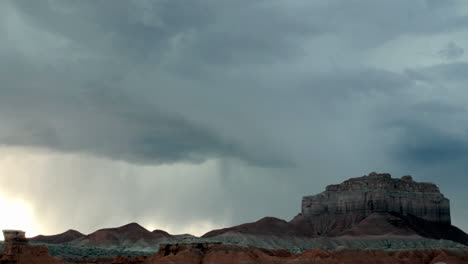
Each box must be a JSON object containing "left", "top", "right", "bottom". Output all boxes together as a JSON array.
[
  {"left": 143, "top": 219, "right": 219, "bottom": 237},
  {"left": 0, "top": 194, "right": 40, "bottom": 239}
]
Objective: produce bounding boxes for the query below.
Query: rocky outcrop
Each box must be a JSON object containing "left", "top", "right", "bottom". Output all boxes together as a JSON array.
[
  {"left": 298, "top": 172, "right": 450, "bottom": 224},
  {"left": 111, "top": 243, "right": 468, "bottom": 264},
  {"left": 1, "top": 230, "right": 67, "bottom": 264},
  {"left": 290, "top": 172, "right": 452, "bottom": 236},
  {"left": 2, "top": 231, "right": 27, "bottom": 245}
]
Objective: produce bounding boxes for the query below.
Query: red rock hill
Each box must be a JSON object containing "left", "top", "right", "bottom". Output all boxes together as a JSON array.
[
  {"left": 30, "top": 230, "right": 85, "bottom": 244},
  {"left": 73, "top": 223, "right": 172, "bottom": 248}
]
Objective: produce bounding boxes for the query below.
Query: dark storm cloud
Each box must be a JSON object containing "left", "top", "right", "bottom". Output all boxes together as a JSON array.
[
  {"left": 387, "top": 120, "right": 468, "bottom": 164},
  {"left": 0, "top": 58, "right": 245, "bottom": 164},
  {"left": 378, "top": 62, "right": 468, "bottom": 166},
  {"left": 9, "top": 0, "right": 320, "bottom": 65},
  {"left": 415, "top": 62, "right": 468, "bottom": 81},
  {"left": 1, "top": 0, "right": 329, "bottom": 166},
  {"left": 1, "top": 0, "right": 468, "bottom": 234},
  {"left": 299, "top": 68, "right": 413, "bottom": 100}
]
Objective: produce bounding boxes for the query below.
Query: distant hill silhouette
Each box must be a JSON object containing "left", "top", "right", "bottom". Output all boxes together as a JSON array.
[{"left": 30, "top": 229, "right": 85, "bottom": 244}]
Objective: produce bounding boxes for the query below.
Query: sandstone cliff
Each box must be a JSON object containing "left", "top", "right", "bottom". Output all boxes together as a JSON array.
[
  {"left": 290, "top": 172, "right": 453, "bottom": 236},
  {"left": 298, "top": 172, "right": 450, "bottom": 224}
]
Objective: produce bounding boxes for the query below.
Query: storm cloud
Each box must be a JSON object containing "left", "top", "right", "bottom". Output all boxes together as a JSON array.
[{"left": 0, "top": 0, "right": 468, "bottom": 235}]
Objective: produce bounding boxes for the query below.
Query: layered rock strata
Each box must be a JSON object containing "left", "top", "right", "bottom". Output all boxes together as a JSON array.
[{"left": 299, "top": 172, "right": 450, "bottom": 224}]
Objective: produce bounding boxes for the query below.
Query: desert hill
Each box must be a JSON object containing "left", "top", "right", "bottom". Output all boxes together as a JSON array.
[
  {"left": 71, "top": 222, "right": 173, "bottom": 249},
  {"left": 203, "top": 217, "right": 302, "bottom": 238},
  {"left": 30, "top": 230, "right": 85, "bottom": 244}
]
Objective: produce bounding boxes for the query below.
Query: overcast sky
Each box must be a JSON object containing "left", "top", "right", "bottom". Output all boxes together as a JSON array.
[{"left": 0, "top": 0, "right": 468, "bottom": 237}]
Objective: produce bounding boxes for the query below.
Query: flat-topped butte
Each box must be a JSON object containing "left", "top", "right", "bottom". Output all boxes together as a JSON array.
[{"left": 301, "top": 172, "right": 450, "bottom": 224}]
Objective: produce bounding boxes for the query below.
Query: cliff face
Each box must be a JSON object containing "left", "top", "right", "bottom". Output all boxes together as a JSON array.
[{"left": 299, "top": 172, "right": 450, "bottom": 224}]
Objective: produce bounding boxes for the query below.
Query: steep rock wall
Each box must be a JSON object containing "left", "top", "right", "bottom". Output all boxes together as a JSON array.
[{"left": 300, "top": 172, "right": 450, "bottom": 224}]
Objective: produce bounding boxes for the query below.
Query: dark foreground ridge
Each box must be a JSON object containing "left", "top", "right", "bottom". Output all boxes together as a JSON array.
[
  {"left": 113, "top": 243, "right": 468, "bottom": 264},
  {"left": 3, "top": 239, "right": 468, "bottom": 264}
]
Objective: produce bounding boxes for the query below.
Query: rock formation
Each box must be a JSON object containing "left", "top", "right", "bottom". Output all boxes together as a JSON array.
[
  {"left": 298, "top": 172, "right": 450, "bottom": 224},
  {"left": 290, "top": 172, "right": 454, "bottom": 236},
  {"left": 0, "top": 230, "right": 67, "bottom": 264},
  {"left": 205, "top": 172, "right": 468, "bottom": 247},
  {"left": 2, "top": 231, "right": 28, "bottom": 245}
]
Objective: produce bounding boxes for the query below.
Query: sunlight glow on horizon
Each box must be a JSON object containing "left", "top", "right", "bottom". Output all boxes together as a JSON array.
[
  {"left": 144, "top": 220, "right": 219, "bottom": 237},
  {"left": 0, "top": 147, "right": 226, "bottom": 238},
  {"left": 0, "top": 194, "right": 40, "bottom": 239}
]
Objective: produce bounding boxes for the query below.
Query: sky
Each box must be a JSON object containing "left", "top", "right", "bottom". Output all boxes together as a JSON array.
[{"left": 0, "top": 0, "right": 468, "bottom": 237}]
